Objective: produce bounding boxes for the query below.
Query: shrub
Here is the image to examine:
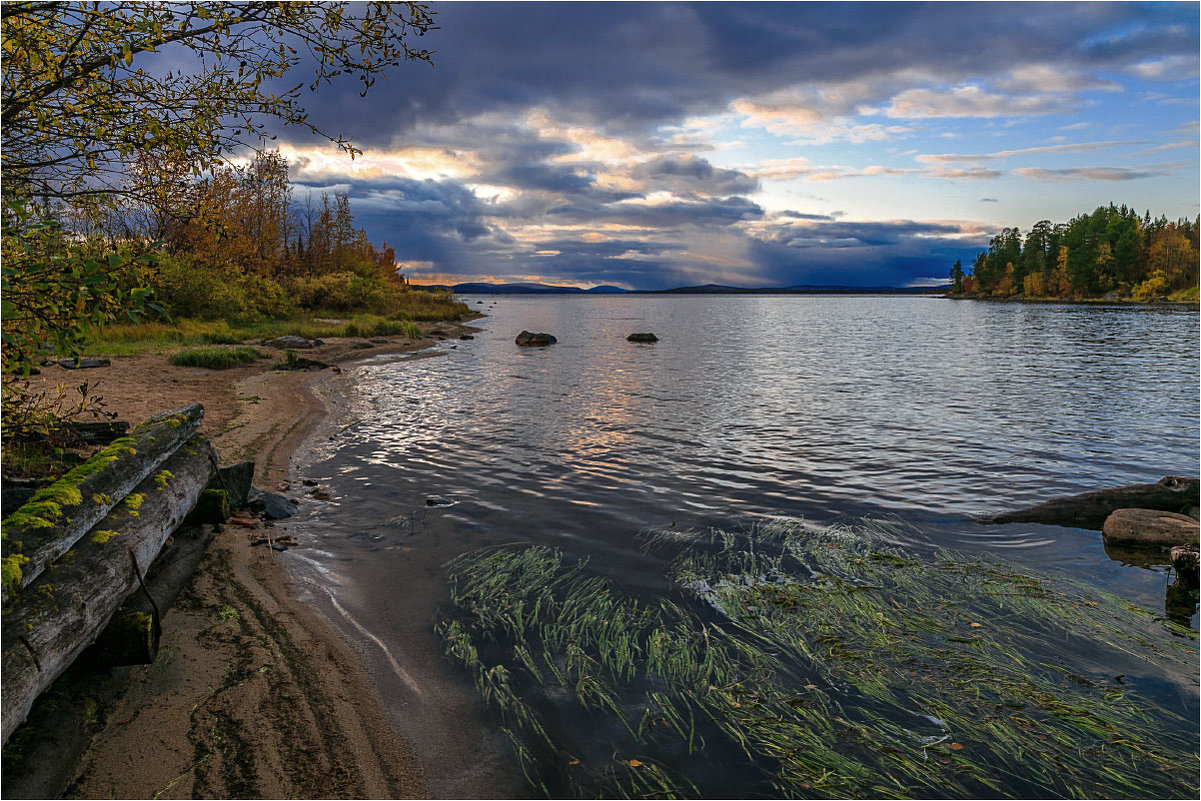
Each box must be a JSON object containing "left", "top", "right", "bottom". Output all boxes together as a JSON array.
[
  {"left": 341, "top": 315, "right": 421, "bottom": 339},
  {"left": 1132, "top": 269, "right": 1171, "bottom": 300},
  {"left": 150, "top": 254, "right": 297, "bottom": 321},
  {"left": 287, "top": 271, "right": 393, "bottom": 314},
  {"left": 168, "top": 347, "right": 265, "bottom": 370},
  {"left": 390, "top": 286, "right": 470, "bottom": 320}
]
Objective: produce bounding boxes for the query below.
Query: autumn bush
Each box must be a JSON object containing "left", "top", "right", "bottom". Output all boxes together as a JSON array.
[{"left": 287, "top": 271, "right": 395, "bottom": 314}]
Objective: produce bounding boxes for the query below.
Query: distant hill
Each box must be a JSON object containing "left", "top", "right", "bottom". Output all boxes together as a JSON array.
[
  {"left": 424, "top": 281, "right": 950, "bottom": 295},
  {"left": 431, "top": 282, "right": 631, "bottom": 294},
  {"left": 643, "top": 284, "right": 951, "bottom": 295}
]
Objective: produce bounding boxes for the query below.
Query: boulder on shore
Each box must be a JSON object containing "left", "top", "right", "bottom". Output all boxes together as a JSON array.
[
  {"left": 1101, "top": 508, "right": 1200, "bottom": 548},
  {"left": 627, "top": 332, "right": 658, "bottom": 343},
  {"left": 264, "top": 335, "right": 314, "bottom": 349},
  {"left": 516, "top": 331, "right": 557, "bottom": 346},
  {"left": 247, "top": 488, "right": 296, "bottom": 520}
]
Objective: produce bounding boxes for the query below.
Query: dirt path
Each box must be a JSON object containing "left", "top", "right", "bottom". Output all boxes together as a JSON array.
[{"left": 4, "top": 321, "right": 483, "bottom": 799}]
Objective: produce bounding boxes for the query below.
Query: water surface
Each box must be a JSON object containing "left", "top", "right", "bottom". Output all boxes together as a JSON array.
[{"left": 282, "top": 295, "right": 1199, "bottom": 796}]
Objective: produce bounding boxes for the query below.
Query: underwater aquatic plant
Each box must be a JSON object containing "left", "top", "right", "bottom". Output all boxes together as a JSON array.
[{"left": 437, "top": 520, "right": 1198, "bottom": 799}]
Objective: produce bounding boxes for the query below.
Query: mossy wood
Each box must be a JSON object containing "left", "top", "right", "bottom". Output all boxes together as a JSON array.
[
  {"left": 1, "top": 403, "right": 204, "bottom": 603},
  {"left": 0, "top": 433, "right": 217, "bottom": 745},
  {"left": 990, "top": 475, "right": 1200, "bottom": 529}
]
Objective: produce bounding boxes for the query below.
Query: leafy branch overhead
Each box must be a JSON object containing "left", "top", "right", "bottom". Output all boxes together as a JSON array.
[{"left": 1, "top": 1, "right": 437, "bottom": 204}]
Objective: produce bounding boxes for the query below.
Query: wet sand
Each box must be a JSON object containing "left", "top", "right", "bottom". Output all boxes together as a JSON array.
[{"left": 3, "top": 320, "right": 507, "bottom": 799}]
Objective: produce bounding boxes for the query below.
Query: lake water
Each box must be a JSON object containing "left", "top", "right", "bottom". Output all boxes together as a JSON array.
[{"left": 282, "top": 295, "right": 1199, "bottom": 797}]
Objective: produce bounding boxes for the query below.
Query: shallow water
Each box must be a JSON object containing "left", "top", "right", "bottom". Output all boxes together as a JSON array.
[{"left": 281, "top": 295, "right": 1199, "bottom": 796}]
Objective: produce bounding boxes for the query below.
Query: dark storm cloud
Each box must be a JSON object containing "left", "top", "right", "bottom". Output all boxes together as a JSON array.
[
  {"left": 632, "top": 155, "right": 759, "bottom": 197},
  {"left": 295, "top": 176, "right": 502, "bottom": 264},
  {"left": 747, "top": 218, "right": 986, "bottom": 287},
  {"left": 546, "top": 195, "right": 763, "bottom": 228},
  {"left": 278, "top": 2, "right": 1198, "bottom": 146}
]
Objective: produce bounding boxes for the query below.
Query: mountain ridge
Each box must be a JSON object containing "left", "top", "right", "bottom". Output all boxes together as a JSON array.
[{"left": 422, "top": 281, "right": 950, "bottom": 295}]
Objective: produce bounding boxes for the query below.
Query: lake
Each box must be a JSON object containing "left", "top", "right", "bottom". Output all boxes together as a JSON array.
[{"left": 283, "top": 295, "right": 1199, "bottom": 798}]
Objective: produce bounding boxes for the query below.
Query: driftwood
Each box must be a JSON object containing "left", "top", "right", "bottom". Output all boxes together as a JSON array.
[
  {"left": 989, "top": 476, "right": 1200, "bottom": 530},
  {"left": 1, "top": 433, "right": 217, "bottom": 744},
  {"left": 1, "top": 403, "right": 204, "bottom": 603}
]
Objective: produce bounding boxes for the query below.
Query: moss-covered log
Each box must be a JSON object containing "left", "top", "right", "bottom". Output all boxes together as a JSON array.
[
  {"left": 989, "top": 476, "right": 1200, "bottom": 529},
  {"left": 1, "top": 404, "right": 204, "bottom": 603},
  {"left": 1, "top": 433, "right": 217, "bottom": 745}
]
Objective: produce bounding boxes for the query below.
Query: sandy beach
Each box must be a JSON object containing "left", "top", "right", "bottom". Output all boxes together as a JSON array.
[{"left": 3, "top": 319, "right": 494, "bottom": 799}]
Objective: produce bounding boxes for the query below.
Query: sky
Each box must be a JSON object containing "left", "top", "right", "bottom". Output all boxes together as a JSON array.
[{"left": 267, "top": 2, "right": 1199, "bottom": 290}]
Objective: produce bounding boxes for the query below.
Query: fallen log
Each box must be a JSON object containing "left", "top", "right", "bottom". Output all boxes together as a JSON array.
[
  {"left": 1, "top": 432, "right": 217, "bottom": 745},
  {"left": 988, "top": 476, "right": 1200, "bottom": 530},
  {"left": 1, "top": 403, "right": 204, "bottom": 603}
]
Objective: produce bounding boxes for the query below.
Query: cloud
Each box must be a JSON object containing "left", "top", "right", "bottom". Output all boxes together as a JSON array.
[
  {"left": 981, "top": 197, "right": 999, "bottom": 203},
  {"left": 1013, "top": 166, "right": 1166, "bottom": 181},
  {"left": 925, "top": 166, "right": 1002, "bottom": 180},
  {"left": 1127, "top": 54, "right": 1200, "bottom": 80},
  {"left": 245, "top": 3, "right": 1199, "bottom": 290},
  {"left": 740, "top": 217, "right": 988, "bottom": 287},
  {"left": 996, "top": 64, "right": 1121, "bottom": 93},
  {"left": 805, "top": 165, "right": 920, "bottom": 182},
  {"left": 884, "top": 85, "right": 1078, "bottom": 118},
  {"left": 631, "top": 154, "right": 759, "bottom": 197},
  {"left": 916, "top": 140, "right": 1144, "bottom": 163},
  {"left": 750, "top": 157, "right": 817, "bottom": 181}
]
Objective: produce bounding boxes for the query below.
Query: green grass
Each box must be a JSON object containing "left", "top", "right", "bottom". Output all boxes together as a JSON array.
[
  {"left": 437, "top": 520, "right": 1199, "bottom": 799},
  {"left": 85, "top": 313, "right": 428, "bottom": 358},
  {"left": 167, "top": 347, "right": 265, "bottom": 370}
]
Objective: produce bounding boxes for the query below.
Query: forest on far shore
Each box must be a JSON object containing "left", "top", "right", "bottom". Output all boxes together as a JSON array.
[{"left": 949, "top": 204, "right": 1199, "bottom": 302}]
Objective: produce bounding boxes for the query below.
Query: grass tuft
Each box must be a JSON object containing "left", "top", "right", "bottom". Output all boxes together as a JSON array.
[{"left": 167, "top": 347, "right": 265, "bottom": 370}]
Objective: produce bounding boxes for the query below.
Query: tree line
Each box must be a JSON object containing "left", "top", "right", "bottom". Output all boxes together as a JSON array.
[
  {"left": 96, "top": 150, "right": 408, "bottom": 320},
  {"left": 949, "top": 205, "right": 1200, "bottom": 301},
  {"left": 2, "top": 1, "right": 438, "bottom": 385}
]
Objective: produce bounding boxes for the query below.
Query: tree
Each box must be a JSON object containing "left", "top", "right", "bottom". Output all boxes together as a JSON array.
[
  {"left": 1, "top": 2, "right": 437, "bottom": 420},
  {"left": 2, "top": 2, "right": 437, "bottom": 207},
  {"left": 949, "top": 260, "right": 964, "bottom": 294}
]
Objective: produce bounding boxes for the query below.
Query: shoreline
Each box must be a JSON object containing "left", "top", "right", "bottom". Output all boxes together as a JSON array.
[{"left": 3, "top": 320, "right": 488, "bottom": 799}]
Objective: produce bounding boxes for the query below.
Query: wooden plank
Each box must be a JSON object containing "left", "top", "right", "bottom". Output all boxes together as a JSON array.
[{"left": 1, "top": 433, "right": 217, "bottom": 745}]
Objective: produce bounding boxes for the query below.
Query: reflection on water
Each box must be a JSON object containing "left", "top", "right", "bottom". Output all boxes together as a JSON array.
[
  {"left": 307, "top": 295, "right": 1197, "bottom": 551},
  {"left": 285, "top": 296, "right": 1199, "bottom": 795}
]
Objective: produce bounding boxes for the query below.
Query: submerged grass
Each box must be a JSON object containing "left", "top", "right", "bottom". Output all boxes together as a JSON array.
[{"left": 437, "top": 520, "right": 1198, "bottom": 799}]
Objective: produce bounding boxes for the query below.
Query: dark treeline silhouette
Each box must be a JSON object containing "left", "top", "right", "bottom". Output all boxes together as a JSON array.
[{"left": 949, "top": 205, "right": 1200, "bottom": 301}]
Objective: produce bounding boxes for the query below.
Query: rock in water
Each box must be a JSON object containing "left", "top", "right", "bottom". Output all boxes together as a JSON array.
[
  {"left": 990, "top": 475, "right": 1200, "bottom": 529},
  {"left": 516, "top": 331, "right": 557, "bottom": 346},
  {"left": 1170, "top": 546, "right": 1199, "bottom": 584},
  {"left": 627, "top": 333, "right": 658, "bottom": 343},
  {"left": 1101, "top": 508, "right": 1200, "bottom": 548},
  {"left": 263, "top": 335, "right": 314, "bottom": 349}
]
